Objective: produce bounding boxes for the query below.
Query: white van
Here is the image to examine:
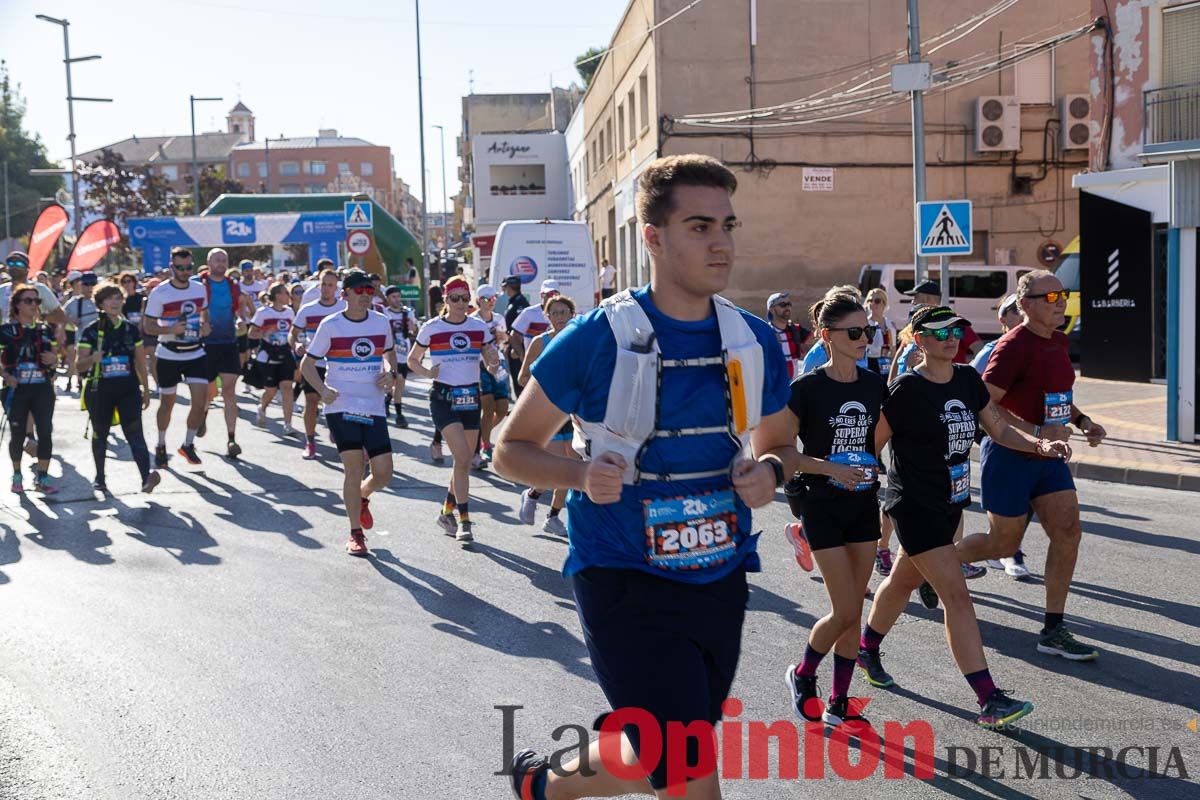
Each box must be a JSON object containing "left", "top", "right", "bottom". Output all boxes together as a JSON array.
[
  {"left": 488, "top": 220, "right": 598, "bottom": 316},
  {"left": 858, "top": 263, "right": 1035, "bottom": 336}
]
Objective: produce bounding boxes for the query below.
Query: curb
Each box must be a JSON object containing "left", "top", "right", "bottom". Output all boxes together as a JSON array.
[{"left": 968, "top": 452, "right": 1200, "bottom": 494}]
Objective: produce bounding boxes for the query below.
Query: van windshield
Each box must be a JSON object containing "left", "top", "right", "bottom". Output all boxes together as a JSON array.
[{"left": 1055, "top": 254, "right": 1080, "bottom": 291}]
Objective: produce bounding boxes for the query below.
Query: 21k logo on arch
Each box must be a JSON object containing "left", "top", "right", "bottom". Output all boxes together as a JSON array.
[{"left": 222, "top": 217, "right": 257, "bottom": 244}]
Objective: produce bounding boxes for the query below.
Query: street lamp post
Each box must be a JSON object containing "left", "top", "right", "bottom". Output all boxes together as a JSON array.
[
  {"left": 190, "top": 95, "right": 223, "bottom": 213},
  {"left": 432, "top": 124, "right": 448, "bottom": 244},
  {"left": 36, "top": 14, "right": 110, "bottom": 239},
  {"left": 415, "top": 0, "right": 431, "bottom": 297}
]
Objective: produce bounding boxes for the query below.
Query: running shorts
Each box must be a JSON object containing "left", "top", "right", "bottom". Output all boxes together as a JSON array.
[
  {"left": 429, "top": 384, "right": 481, "bottom": 432},
  {"left": 573, "top": 566, "right": 747, "bottom": 791},
  {"left": 888, "top": 502, "right": 962, "bottom": 557},
  {"left": 156, "top": 356, "right": 207, "bottom": 391},
  {"left": 479, "top": 366, "right": 511, "bottom": 400},
  {"left": 204, "top": 342, "right": 241, "bottom": 380},
  {"left": 260, "top": 358, "right": 296, "bottom": 388},
  {"left": 237, "top": 333, "right": 251, "bottom": 353},
  {"left": 979, "top": 437, "right": 1075, "bottom": 517},
  {"left": 787, "top": 484, "right": 881, "bottom": 551},
  {"left": 396, "top": 363, "right": 410, "bottom": 378},
  {"left": 325, "top": 412, "right": 392, "bottom": 457},
  {"left": 299, "top": 365, "right": 327, "bottom": 396}
]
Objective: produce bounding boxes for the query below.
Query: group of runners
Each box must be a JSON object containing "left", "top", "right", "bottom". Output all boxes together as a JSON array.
[{"left": 1, "top": 153, "right": 1108, "bottom": 800}]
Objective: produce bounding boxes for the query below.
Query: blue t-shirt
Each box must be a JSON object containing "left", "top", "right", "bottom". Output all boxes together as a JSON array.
[
  {"left": 971, "top": 340, "right": 997, "bottom": 374},
  {"left": 532, "top": 286, "right": 790, "bottom": 584},
  {"left": 799, "top": 341, "right": 869, "bottom": 375},
  {"left": 205, "top": 279, "right": 236, "bottom": 344},
  {"left": 894, "top": 342, "right": 918, "bottom": 376}
]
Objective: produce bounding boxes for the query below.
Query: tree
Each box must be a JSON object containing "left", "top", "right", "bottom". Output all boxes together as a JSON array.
[
  {"left": 76, "top": 149, "right": 182, "bottom": 258},
  {"left": 575, "top": 47, "right": 605, "bottom": 88},
  {"left": 184, "top": 164, "right": 247, "bottom": 214},
  {"left": 0, "top": 60, "right": 64, "bottom": 238}
]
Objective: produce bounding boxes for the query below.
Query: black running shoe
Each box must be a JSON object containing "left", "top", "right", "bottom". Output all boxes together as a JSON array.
[
  {"left": 510, "top": 749, "right": 550, "bottom": 800},
  {"left": 918, "top": 581, "right": 940, "bottom": 609},
  {"left": 976, "top": 689, "right": 1034, "bottom": 730},
  {"left": 92, "top": 480, "right": 108, "bottom": 494},
  {"left": 785, "top": 664, "right": 822, "bottom": 721},
  {"left": 154, "top": 446, "right": 169, "bottom": 468},
  {"left": 177, "top": 444, "right": 202, "bottom": 465},
  {"left": 856, "top": 648, "right": 895, "bottom": 688},
  {"left": 822, "top": 695, "right": 870, "bottom": 728}
]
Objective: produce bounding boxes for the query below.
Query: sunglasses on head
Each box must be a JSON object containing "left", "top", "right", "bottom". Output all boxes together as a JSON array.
[
  {"left": 920, "top": 326, "right": 965, "bottom": 342},
  {"left": 825, "top": 324, "right": 877, "bottom": 342},
  {"left": 446, "top": 293, "right": 471, "bottom": 303},
  {"left": 349, "top": 285, "right": 375, "bottom": 295},
  {"left": 1027, "top": 289, "right": 1070, "bottom": 304}
]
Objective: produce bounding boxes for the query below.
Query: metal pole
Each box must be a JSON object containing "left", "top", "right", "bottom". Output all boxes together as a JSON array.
[
  {"left": 61, "top": 21, "right": 81, "bottom": 238},
  {"left": 433, "top": 124, "right": 447, "bottom": 240},
  {"left": 265, "top": 137, "right": 270, "bottom": 193},
  {"left": 415, "top": 0, "right": 431, "bottom": 299},
  {"left": 3, "top": 161, "right": 10, "bottom": 241},
  {"left": 939, "top": 255, "right": 950, "bottom": 307},
  {"left": 907, "top": 0, "right": 927, "bottom": 283},
  {"left": 190, "top": 95, "right": 199, "bottom": 212}
]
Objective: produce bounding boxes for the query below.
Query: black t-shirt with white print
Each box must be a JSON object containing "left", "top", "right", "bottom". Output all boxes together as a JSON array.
[
  {"left": 881, "top": 364, "right": 991, "bottom": 514},
  {"left": 787, "top": 366, "right": 886, "bottom": 497}
]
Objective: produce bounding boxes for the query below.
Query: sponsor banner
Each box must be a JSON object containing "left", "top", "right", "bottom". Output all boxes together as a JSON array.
[
  {"left": 26, "top": 204, "right": 69, "bottom": 277},
  {"left": 65, "top": 219, "right": 122, "bottom": 273}
]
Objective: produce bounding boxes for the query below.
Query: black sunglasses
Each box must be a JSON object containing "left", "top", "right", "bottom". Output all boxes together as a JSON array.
[
  {"left": 826, "top": 324, "right": 878, "bottom": 343},
  {"left": 17, "top": 296, "right": 43, "bottom": 305}
]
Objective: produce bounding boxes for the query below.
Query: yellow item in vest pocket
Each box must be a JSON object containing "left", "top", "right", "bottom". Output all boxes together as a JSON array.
[{"left": 727, "top": 358, "right": 748, "bottom": 434}]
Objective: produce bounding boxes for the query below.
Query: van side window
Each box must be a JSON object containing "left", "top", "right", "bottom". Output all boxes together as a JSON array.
[{"left": 951, "top": 270, "right": 1008, "bottom": 298}]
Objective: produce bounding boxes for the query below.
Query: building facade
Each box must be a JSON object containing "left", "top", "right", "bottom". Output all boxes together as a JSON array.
[
  {"left": 578, "top": 0, "right": 1094, "bottom": 312},
  {"left": 1072, "top": 0, "right": 1200, "bottom": 441},
  {"left": 77, "top": 130, "right": 244, "bottom": 197},
  {"left": 229, "top": 130, "right": 397, "bottom": 214}
]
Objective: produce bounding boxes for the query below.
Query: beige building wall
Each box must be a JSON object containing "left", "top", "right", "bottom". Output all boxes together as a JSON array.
[{"left": 582, "top": 0, "right": 1092, "bottom": 313}]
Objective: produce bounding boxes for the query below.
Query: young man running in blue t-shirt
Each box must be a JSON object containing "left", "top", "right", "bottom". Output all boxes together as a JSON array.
[{"left": 495, "top": 154, "right": 794, "bottom": 800}]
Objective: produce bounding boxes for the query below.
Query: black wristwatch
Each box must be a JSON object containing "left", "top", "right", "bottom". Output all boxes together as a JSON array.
[{"left": 766, "top": 458, "right": 786, "bottom": 488}]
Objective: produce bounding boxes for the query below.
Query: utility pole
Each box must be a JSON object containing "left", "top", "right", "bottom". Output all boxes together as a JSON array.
[
  {"left": 432, "top": 124, "right": 448, "bottom": 242},
  {"left": 906, "top": 0, "right": 928, "bottom": 283},
  {"left": 415, "top": 0, "right": 431, "bottom": 301},
  {"left": 36, "top": 15, "right": 110, "bottom": 239},
  {"left": 190, "top": 95, "right": 222, "bottom": 213},
  {"left": 3, "top": 161, "right": 10, "bottom": 242}
]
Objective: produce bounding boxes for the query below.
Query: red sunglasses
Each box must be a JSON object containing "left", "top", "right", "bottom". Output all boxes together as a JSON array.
[{"left": 349, "top": 286, "right": 376, "bottom": 295}]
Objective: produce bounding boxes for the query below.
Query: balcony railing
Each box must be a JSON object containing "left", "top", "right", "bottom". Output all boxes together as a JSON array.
[{"left": 1143, "top": 82, "right": 1200, "bottom": 155}]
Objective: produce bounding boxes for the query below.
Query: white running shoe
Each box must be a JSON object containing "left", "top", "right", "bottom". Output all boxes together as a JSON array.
[
  {"left": 281, "top": 424, "right": 300, "bottom": 439},
  {"left": 254, "top": 408, "right": 267, "bottom": 427},
  {"left": 519, "top": 489, "right": 538, "bottom": 525},
  {"left": 542, "top": 516, "right": 566, "bottom": 536},
  {"left": 1001, "top": 550, "right": 1031, "bottom": 579}
]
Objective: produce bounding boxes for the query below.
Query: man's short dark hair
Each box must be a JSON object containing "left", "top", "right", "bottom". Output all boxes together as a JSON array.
[
  {"left": 636, "top": 154, "right": 737, "bottom": 227},
  {"left": 170, "top": 246, "right": 193, "bottom": 260}
]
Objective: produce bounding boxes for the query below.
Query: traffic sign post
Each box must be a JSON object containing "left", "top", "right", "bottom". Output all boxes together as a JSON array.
[
  {"left": 344, "top": 201, "right": 373, "bottom": 230},
  {"left": 917, "top": 200, "right": 973, "bottom": 303}
]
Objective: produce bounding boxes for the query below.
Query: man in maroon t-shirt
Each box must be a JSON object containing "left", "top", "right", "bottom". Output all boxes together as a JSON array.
[{"left": 956, "top": 269, "right": 1107, "bottom": 662}]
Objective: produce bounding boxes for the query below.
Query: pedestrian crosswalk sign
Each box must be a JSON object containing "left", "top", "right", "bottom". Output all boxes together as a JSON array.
[
  {"left": 344, "top": 201, "right": 373, "bottom": 230},
  {"left": 917, "top": 200, "right": 972, "bottom": 256}
]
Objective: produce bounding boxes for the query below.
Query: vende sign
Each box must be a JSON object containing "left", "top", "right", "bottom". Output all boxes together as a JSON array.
[{"left": 802, "top": 167, "right": 835, "bottom": 192}]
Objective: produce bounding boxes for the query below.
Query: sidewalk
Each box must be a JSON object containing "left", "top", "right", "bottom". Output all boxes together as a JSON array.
[{"left": 1060, "top": 375, "right": 1199, "bottom": 492}]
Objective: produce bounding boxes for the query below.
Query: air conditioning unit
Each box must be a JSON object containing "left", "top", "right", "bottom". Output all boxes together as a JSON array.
[
  {"left": 1060, "top": 94, "right": 1093, "bottom": 150},
  {"left": 975, "top": 95, "right": 1021, "bottom": 153}
]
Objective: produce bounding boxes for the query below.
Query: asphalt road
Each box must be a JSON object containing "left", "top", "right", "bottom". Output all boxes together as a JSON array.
[{"left": 2, "top": 376, "right": 1198, "bottom": 799}]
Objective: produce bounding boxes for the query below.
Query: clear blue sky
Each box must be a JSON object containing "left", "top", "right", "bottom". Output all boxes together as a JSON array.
[{"left": 1, "top": 0, "right": 626, "bottom": 211}]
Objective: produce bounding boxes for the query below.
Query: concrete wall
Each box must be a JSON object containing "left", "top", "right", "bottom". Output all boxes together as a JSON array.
[{"left": 578, "top": 0, "right": 1093, "bottom": 313}]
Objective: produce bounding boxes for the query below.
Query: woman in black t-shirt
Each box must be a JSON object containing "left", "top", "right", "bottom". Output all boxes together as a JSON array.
[
  {"left": 863, "top": 306, "right": 1070, "bottom": 730},
  {"left": 779, "top": 293, "right": 886, "bottom": 728},
  {"left": 76, "top": 283, "right": 157, "bottom": 494}
]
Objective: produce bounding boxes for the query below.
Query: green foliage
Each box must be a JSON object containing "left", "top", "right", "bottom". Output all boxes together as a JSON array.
[
  {"left": 575, "top": 47, "right": 605, "bottom": 88},
  {"left": 0, "top": 60, "right": 64, "bottom": 238}
]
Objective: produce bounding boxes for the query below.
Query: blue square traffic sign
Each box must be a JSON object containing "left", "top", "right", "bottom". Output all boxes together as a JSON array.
[
  {"left": 917, "top": 200, "right": 973, "bottom": 256},
  {"left": 344, "top": 201, "right": 373, "bottom": 230}
]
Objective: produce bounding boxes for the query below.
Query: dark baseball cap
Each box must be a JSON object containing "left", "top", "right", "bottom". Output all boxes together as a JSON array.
[
  {"left": 911, "top": 305, "right": 971, "bottom": 332},
  {"left": 905, "top": 280, "right": 942, "bottom": 297},
  {"left": 5, "top": 250, "right": 30, "bottom": 268},
  {"left": 501, "top": 275, "right": 522, "bottom": 289},
  {"left": 342, "top": 269, "right": 373, "bottom": 289}
]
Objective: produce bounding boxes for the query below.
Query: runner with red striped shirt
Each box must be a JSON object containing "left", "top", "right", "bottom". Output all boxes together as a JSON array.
[
  {"left": 290, "top": 269, "right": 346, "bottom": 459},
  {"left": 767, "top": 291, "right": 814, "bottom": 380}
]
